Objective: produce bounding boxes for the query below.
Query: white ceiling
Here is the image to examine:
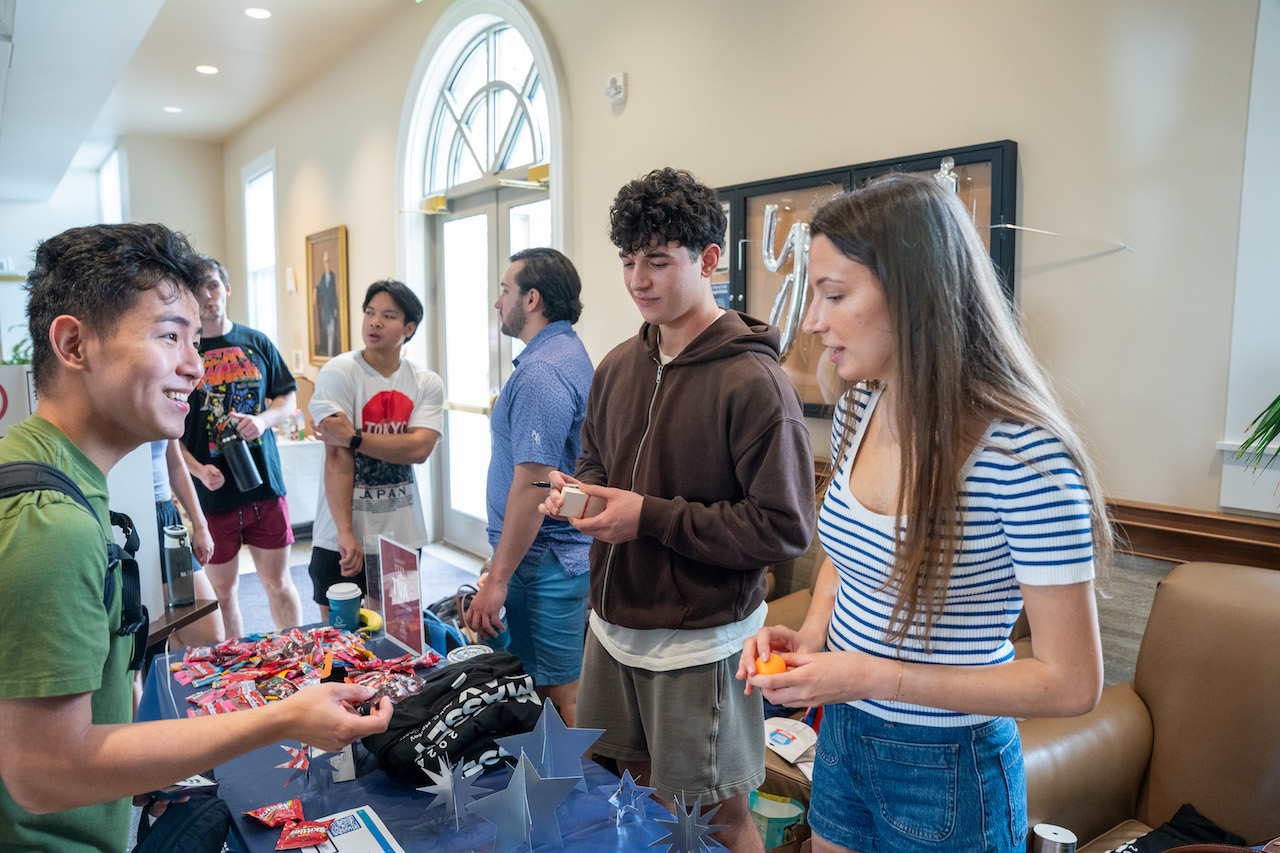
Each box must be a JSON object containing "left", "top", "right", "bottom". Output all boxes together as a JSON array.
[{"left": 0, "top": 0, "right": 404, "bottom": 202}]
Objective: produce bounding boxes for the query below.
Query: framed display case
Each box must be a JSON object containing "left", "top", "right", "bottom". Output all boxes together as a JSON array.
[{"left": 719, "top": 140, "right": 1017, "bottom": 417}]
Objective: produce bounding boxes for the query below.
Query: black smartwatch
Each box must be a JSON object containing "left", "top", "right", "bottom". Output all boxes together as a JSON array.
[{"left": 348, "top": 428, "right": 363, "bottom": 450}]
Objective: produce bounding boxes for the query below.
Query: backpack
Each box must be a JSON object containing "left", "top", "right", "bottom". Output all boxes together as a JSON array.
[
  {"left": 0, "top": 460, "right": 149, "bottom": 670},
  {"left": 132, "top": 793, "right": 231, "bottom": 853}
]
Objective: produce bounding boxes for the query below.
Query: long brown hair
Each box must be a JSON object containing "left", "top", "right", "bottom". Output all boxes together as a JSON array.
[{"left": 812, "top": 174, "right": 1112, "bottom": 643}]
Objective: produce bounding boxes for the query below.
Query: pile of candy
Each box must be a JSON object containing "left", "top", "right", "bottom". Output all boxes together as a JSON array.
[
  {"left": 171, "top": 626, "right": 440, "bottom": 716},
  {"left": 245, "top": 797, "right": 334, "bottom": 850}
]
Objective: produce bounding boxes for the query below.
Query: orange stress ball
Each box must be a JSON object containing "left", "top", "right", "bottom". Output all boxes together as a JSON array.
[{"left": 755, "top": 654, "right": 787, "bottom": 675}]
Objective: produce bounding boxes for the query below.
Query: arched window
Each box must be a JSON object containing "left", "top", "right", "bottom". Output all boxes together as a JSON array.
[{"left": 425, "top": 23, "right": 548, "bottom": 195}]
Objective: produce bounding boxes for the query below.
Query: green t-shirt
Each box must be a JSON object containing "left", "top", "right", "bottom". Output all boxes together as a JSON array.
[{"left": 0, "top": 416, "right": 133, "bottom": 852}]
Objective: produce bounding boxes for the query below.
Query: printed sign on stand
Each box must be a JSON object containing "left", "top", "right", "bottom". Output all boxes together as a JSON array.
[{"left": 379, "top": 535, "right": 422, "bottom": 655}]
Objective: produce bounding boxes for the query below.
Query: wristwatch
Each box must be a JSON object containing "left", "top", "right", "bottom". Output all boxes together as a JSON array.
[{"left": 348, "top": 428, "right": 363, "bottom": 450}]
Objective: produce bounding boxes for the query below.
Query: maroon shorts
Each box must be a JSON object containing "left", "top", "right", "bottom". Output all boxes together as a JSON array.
[{"left": 207, "top": 496, "right": 294, "bottom": 564}]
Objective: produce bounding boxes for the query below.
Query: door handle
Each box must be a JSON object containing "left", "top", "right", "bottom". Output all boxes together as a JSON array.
[{"left": 444, "top": 400, "right": 492, "bottom": 417}]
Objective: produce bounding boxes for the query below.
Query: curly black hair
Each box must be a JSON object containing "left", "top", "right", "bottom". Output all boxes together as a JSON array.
[{"left": 608, "top": 167, "right": 727, "bottom": 256}]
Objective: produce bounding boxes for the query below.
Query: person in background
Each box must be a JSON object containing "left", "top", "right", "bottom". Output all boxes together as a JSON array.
[
  {"left": 150, "top": 438, "right": 224, "bottom": 646},
  {"left": 464, "top": 248, "right": 593, "bottom": 725},
  {"left": 0, "top": 223, "right": 389, "bottom": 852},
  {"left": 541, "top": 167, "right": 816, "bottom": 853},
  {"left": 740, "top": 174, "right": 1112, "bottom": 853},
  {"left": 307, "top": 280, "right": 443, "bottom": 619},
  {"left": 180, "top": 255, "right": 304, "bottom": 639}
]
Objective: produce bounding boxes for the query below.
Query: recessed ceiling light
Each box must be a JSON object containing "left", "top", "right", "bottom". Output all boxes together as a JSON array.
[
  {"left": 164, "top": 106, "right": 183, "bottom": 113},
  {"left": 196, "top": 65, "right": 219, "bottom": 75},
  {"left": 245, "top": 8, "right": 271, "bottom": 19}
]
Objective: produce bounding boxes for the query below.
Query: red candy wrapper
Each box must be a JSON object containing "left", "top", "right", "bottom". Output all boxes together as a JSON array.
[
  {"left": 276, "top": 819, "right": 333, "bottom": 849},
  {"left": 244, "top": 797, "right": 304, "bottom": 827}
]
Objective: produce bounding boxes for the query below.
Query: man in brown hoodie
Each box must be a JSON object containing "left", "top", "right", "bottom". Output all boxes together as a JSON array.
[{"left": 543, "top": 167, "right": 815, "bottom": 852}]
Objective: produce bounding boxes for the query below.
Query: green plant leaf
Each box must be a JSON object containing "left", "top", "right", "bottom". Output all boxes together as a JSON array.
[{"left": 1237, "top": 391, "right": 1280, "bottom": 472}]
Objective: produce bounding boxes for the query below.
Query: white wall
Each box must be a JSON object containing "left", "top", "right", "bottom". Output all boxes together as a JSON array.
[
  {"left": 219, "top": 0, "right": 1262, "bottom": 515},
  {"left": 0, "top": 168, "right": 101, "bottom": 357}
]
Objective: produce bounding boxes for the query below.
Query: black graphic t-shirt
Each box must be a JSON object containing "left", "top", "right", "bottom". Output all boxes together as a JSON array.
[{"left": 182, "top": 324, "right": 297, "bottom": 514}]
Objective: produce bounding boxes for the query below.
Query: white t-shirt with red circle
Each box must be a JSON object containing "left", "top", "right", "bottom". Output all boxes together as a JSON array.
[{"left": 308, "top": 350, "right": 444, "bottom": 552}]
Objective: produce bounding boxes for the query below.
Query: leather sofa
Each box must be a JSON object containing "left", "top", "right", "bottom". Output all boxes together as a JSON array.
[
  {"left": 760, "top": 561, "right": 1280, "bottom": 852},
  {"left": 1020, "top": 561, "right": 1280, "bottom": 851}
]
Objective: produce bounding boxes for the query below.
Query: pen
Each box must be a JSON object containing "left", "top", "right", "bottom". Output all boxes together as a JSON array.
[{"left": 531, "top": 480, "right": 552, "bottom": 488}]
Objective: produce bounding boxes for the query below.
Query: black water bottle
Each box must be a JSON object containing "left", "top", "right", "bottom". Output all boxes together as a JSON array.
[
  {"left": 222, "top": 433, "right": 263, "bottom": 491},
  {"left": 163, "top": 525, "right": 196, "bottom": 608}
]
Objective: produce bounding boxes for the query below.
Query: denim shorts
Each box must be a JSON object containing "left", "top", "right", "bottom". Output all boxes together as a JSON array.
[
  {"left": 808, "top": 703, "right": 1027, "bottom": 853},
  {"left": 504, "top": 548, "right": 590, "bottom": 686}
]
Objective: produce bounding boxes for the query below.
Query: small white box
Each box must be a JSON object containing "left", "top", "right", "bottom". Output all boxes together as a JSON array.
[{"left": 560, "top": 484, "right": 604, "bottom": 519}]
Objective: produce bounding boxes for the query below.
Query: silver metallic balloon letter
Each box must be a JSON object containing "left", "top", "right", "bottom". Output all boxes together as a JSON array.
[{"left": 762, "top": 203, "right": 811, "bottom": 358}]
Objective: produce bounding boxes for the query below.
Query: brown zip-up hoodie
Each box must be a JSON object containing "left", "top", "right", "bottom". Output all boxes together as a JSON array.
[{"left": 576, "top": 310, "right": 816, "bottom": 631}]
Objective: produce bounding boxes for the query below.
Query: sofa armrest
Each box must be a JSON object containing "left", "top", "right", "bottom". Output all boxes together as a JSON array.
[{"left": 1020, "top": 681, "right": 1154, "bottom": 846}]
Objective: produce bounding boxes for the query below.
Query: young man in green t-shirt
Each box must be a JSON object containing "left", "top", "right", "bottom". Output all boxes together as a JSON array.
[{"left": 0, "top": 223, "right": 391, "bottom": 852}]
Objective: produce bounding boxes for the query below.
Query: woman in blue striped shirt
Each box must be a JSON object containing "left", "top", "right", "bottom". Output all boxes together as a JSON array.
[{"left": 740, "top": 174, "right": 1112, "bottom": 853}]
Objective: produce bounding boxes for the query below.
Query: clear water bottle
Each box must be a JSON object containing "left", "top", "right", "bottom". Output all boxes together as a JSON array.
[{"left": 163, "top": 525, "right": 196, "bottom": 608}]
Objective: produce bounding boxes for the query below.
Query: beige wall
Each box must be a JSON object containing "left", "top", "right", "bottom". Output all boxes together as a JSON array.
[
  {"left": 122, "top": 134, "right": 226, "bottom": 262},
  {"left": 219, "top": 0, "right": 1262, "bottom": 514}
]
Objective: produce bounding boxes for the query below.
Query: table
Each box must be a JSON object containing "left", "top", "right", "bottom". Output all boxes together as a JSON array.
[
  {"left": 138, "top": 639, "right": 722, "bottom": 852},
  {"left": 146, "top": 599, "right": 220, "bottom": 648}
]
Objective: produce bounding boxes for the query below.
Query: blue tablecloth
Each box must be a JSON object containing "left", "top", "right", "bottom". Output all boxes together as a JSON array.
[{"left": 137, "top": 641, "right": 721, "bottom": 852}]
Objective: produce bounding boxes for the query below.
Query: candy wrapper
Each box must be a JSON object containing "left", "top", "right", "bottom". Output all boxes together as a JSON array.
[
  {"left": 168, "top": 626, "right": 441, "bottom": 715},
  {"left": 276, "top": 819, "right": 333, "bottom": 849},
  {"left": 245, "top": 797, "right": 304, "bottom": 827}
]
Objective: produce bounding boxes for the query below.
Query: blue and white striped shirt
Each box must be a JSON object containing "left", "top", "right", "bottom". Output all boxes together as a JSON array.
[{"left": 820, "top": 385, "right": 1095, "bottom": 727}]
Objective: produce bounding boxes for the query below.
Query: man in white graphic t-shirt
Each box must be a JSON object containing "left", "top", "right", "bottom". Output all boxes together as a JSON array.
[{"left": 307, "top": 279, "right": 444, "bottom": 618}]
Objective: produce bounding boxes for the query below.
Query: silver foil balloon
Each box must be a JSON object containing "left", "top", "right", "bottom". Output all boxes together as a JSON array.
[
  {"left": 762, "top": 203, "right": 811, "bottom": 358},
  {"left": 934, "top": 156, "right": 959, "bottom": 193}
]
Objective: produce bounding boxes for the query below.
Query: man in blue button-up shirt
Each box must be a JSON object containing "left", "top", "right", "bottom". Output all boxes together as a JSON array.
[{"left": 466, "top": 247, "right": 594, "bottom": 725}]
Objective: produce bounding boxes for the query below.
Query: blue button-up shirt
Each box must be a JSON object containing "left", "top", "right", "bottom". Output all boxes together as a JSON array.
[{"left": 485, "top": 321, "right": 594, "bottom": 575}]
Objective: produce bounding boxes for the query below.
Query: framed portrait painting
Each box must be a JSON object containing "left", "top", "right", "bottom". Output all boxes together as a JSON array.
[{"left": 305, "top": 226, "right": 349, "bottom": 365}]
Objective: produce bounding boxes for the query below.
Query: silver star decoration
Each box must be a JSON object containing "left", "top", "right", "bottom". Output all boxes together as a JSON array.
[
  {"left": 275, "top": 743, "right": 310, "bottom": 787},
  {"left": 650, "top": 793, "right": 726, "bottom": 853},
  {"left": 494, "top": 697, "right": 603, "bottom": 791},
  {"left": 597, "top": 769, "right": 656, "bottom": 827},
  {"left": 416, "top": 757, "right": 481, "bottom": 831},
  {"left": 467, "top": 752, "right": 578, "bottom": 853}
]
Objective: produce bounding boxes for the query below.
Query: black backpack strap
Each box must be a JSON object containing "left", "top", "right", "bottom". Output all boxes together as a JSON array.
[
  {"left": 0, "top": 461, "right": 93, "bottom": 512},
  {"left": 0, "top": 461, "right": 149, "bottom": 670},
  {"left": 109, "top": 511, "right": 149, "bottom": 670}
]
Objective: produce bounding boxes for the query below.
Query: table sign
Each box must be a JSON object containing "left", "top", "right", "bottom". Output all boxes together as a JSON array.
[{"left": 379, "top": 535, "right": 422, "bottom": 655}]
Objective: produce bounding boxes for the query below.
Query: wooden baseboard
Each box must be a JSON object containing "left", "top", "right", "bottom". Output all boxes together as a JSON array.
[{"left": 1107, "top": 499, "right": 1280, "bottom": 569}]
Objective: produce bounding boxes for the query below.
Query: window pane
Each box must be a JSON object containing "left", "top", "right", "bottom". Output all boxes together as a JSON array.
[
  {"left": 530, "top": 80, "right": 548, "bottom": 159},
  {"left": 509, "top": 199, "right": 551, "bottom": 254},
  {"left": 495, "top": 26, "right": 532, "bottom": 89},
  {"left": 448, "top": 40, "right": 487, "bottom": 104},
  {"left": 493, "top": 88, "right": 520, "bottom": 168},
  {"left": 441, "top": 214, "right": 490, "bottom": 405},
  {"left": 446, "top": 410, "right": 489, "bottom": 520},
  {"left": 428, "top": 105, "right": 455, "bottom": 195},
  {"left": 451, "top": 129, "right": 483, "bottom": 186},
  {"left": 503, "top": 114, "right": 533, "bottom": 171},
  {"left": 463, "top": 99, "right": 489, "bottom": 172},
  {"left": 244, "top": 169, "right": 278, "bottom": 341}
]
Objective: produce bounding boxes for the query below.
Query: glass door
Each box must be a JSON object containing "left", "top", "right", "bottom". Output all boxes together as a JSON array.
[{"left": 431, "top": 187, "right": 549, "bottom": 556}]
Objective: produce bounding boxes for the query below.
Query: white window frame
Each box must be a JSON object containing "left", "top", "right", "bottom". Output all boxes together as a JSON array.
[{"left": 241, "top": 150, "right": 279, "bottom": 344}]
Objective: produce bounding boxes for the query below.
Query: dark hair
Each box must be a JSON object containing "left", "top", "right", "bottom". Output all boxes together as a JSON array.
[
  {"left": 811, "top": 174, "right": 1113, "bottom": 642},
  {"left": 363, "top": 279, "right": 423, "bottom": 341},
  {"left": 192, "top": 254, "right": 228, "bottom": 289},
  {"left": 608, "top": 167, "right": 727, "bottom": 256},
  {"left": 25, "top": 223, "right": 202, "bottom": 392},
  {"left": 508, "top": 247, "right": 583, "bottom": 324}
]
